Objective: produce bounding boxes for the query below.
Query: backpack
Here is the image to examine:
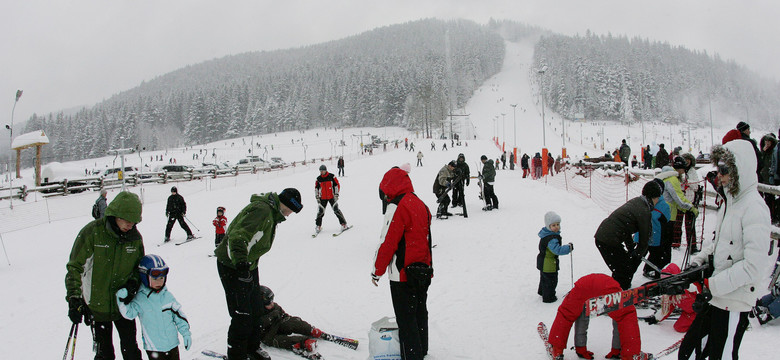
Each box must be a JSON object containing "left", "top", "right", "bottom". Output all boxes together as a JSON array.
[{"left": 91, "top": 202, "right": 101, "bottom": 219}]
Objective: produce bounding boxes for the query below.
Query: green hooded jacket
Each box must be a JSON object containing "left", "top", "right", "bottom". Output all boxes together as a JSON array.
[
  {"left": 65, "top": 191, "right": 144, "bottom": 322},
  {"left": 482, "top": 160, "right": 496, "bottom": 182},
  {"left": 214, "top": 193, "right": 287, "bottom": 270}
]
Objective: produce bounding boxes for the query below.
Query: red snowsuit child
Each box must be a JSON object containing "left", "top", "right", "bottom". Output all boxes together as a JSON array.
[
  {"left": 213, "top": 206, "right": 227, "bottom": 246},
  {"left": 548, "top": 273, "right": 649, "bottom": 360}
]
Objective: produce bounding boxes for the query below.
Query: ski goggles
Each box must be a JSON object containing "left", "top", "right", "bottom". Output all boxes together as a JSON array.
[
  {"left": 148, "top": 268, "right": 169, "bottom": 279},
  {"left": 716, "top": 162, "right": 729, "bottom": 175}
]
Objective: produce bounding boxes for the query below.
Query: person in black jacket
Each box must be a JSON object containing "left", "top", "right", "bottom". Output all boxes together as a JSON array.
[
  {"left": 165, "top": 186, "right": 194, "bottom": 242},
  {"left": 521, "top": 153, "right": 530, "bottom": 178},
  {"left": 594, "top": 181, "right": 661, "bottom": 290},
  {"left": 451, "top": 154, "right": 470, "bottom": 208},
  {"left": 655, "top": 144, "right": 669, "bottom": 169},
  {"left": 643, "top": 146, "right": 652, "bottom": 169}
]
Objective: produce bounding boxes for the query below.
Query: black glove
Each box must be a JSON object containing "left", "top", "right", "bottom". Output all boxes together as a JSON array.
[
  {"left": 466, "top": 178, "right": 470, "bottom": 186},
  {"left": 692, "top": 287, "right": 712, "bottom": 314},
  {"left": 643, "top": 316, "right": 659, "bottom": 325},
  {"left": 684, "top": 263, "right": 713, "bottom": 283},
  {"left": 629, "top": 250, "right": 642, "bottom": 262},
  {"left": 68, "top": 297, "right": 92, "bottom": 325},
  {"left": 236, "top": 262, "right": 252, "bottom": 282},
  {"left": 568, "top": 243, "right": 574, "bottom": 252},
  {"left": 118, "top": 278, "right": 140, "bottom": 305}
]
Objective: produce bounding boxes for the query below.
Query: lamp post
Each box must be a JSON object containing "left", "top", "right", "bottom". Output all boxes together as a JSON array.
[
  {"left": 8, "top": 90, "right": 22, "bottom": 209},
  {"left": 538, "top": 66, "right": 548, "bottom": 147},
  {"left": 510, "top": 104, "right": 517, "bottom": 147},
  {"left": 501, "top": 113, "right": 506, "bottom": 150}
]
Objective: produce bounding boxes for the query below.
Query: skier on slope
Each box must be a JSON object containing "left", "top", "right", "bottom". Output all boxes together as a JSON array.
[
  {"left": 433, "top": 161, "right": 456, "bottom": 218},
  {"left": 213, "top": 206, "right": 227, "bottom": 247},
  {"left": 165, "top": 186, "right": 194, "bottom": 242},
  {"left": 547, "top": 273, "right": 652, "bottom": 360},
  {"left": 214, "top": 188, "right": 303, "bottom": 360},
  {"left": 314, "top": 165, "right": 349, "bottom": 234},
  {"left": 451, "top": 153, "right": 470, "bottom": 209}
]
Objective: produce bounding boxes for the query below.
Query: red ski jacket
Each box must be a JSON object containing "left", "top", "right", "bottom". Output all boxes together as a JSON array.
[
  {"left": 315, "top": 172, "right": 340, "bottom": 200},
  {"left": 373, "top": 168, "right": 432, "bottom": 282},
  {"left": 548, "top": 274, "right": 641, "bottom": 359},
  {"left": 213, "top": 215, "right": 227, "bottom": 234}
]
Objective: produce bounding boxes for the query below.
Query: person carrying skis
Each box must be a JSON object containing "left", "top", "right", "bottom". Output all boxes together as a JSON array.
[
  {"left": 213, "top": 206, "right": 227, "bottom": 246},
  {"left": 256, "top": 286, "right": 351, "bottom": 358},
  {"left": 214, "top": 188, "right": 303, "bottom": 360},
  {"left": 537, "top": 211, "right": 572, "bottom": 303},
  {"left": 678, "top": 140, "right": 773, "bottom": 360},
  {"left": 451, "top": 153, "right": 470, "bottom": 209},
  {"left": 433, "top": 161, "right": 456, "bottom": 218},
  {"left": 165, "top": 186, "right": 194, "bottom": 243},
  {"left": 594, "top": 181, "right": 660, "bottom": 290},
  {"left": 372, "top": 167, "right": 434, "bottom": 360},
  {"left": 65, "top": 191, "right": 145, "bottom": 360},
  {"left": 116, "top": 254, "right": 191, "bottom": 360},
  {"left": 547, "top": 273, "right": 652, "bottom": 360},
  {"left": 314, "top": 165, "right": 348, "bottom": 233},
  {"left": 480, "top": 155, "right": 499, "bottom": 210}
]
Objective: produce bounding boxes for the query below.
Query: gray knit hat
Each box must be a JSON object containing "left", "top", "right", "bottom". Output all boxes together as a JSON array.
[{"left": 544, "top": 211, "right": 561, "bottom": 229}]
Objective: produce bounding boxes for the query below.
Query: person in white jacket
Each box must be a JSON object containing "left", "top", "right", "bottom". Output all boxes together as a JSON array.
[
  {"left": 117, "top": 255, "right": 191, "bottom": 360},
  {"left": 678, "top": 139, "right": 773, "bottom": 360}
]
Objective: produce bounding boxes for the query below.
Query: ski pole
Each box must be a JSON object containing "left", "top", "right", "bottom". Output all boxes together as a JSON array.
[
  {"left": 62, "top": 323, "right": 76, "bottom": 360},
  {"left": 183, "top": 215, "right": 200, "bottom": 232},
  {"left": 639, "top": 257, "right": 667, "bottom": 276},
  {"left": 70, "top": 322, "right": 79, "bottom": 360},
  {"left": 570, "top": 251, "right": 575, "bottom": 290}
]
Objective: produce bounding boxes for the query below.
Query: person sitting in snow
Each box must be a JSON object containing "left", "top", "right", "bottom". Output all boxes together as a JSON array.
[
  {"left": 256, "top": 285, "right": 342, "bottom": 358},
  {"left": 753, "top": 269, "right": 780, "bottom": 325},
  {"left": 537, "top": 211, "right": 572, "bottom": 303},
  {"left": 547, "top": 273, "right": 652, "bottom": 360},
  {"left": 116, "top": 254, "right": 191, "bottom": 360}
]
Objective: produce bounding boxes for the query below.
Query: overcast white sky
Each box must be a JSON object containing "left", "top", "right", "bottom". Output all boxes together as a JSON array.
[{"left": 1, "top": 0, "right": 779, "bottom": 131}]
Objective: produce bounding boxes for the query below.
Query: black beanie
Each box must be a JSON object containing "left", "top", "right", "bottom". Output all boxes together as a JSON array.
[
  {"left": 278, "top": 188, "right": 303, "bottom": 213},
  {"left": 672, "top": 156, "right": 687, "bottom": 170},
  {"left": 480, "top": 155, "right": 487, "bottom": 161},
  {"left": 642, "top": 180, "right": 662, "bottom": 199},
  {"left": 737, "top": 121, "right": 750, "bottom": 132}
]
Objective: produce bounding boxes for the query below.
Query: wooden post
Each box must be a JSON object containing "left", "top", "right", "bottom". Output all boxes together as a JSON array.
[
  {"left": 15, "top": 149, "right": 21, "bottom": 178},
  {"left": 35, "top": 145, "right": 42, "bottom": 186}
]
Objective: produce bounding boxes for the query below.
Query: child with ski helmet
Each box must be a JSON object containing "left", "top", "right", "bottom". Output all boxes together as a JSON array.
[
  {"left": 116, "top": 254, "right": 191, "bottom": 360},
  {"left": 213, "top": 206, "right": 227, "bottom": 246}
]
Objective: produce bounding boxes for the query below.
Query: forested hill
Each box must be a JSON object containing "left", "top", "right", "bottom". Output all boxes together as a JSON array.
[
  {"left": 22, "top": 19, "right": 505, "bottom": 163},
  {"left": 533, "top": 31, "right": 780, "bottom": 127}
]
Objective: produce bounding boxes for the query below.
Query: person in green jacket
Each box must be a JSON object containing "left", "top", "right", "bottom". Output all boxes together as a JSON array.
[
  {"left": 214, "top": 188, "right": 303, "bottom": 360},
  {"left": 65, "top": 191, "right": 145, "bottom": 360}
]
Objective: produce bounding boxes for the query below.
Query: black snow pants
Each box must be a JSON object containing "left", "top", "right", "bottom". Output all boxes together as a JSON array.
[
  {"left": 315, "top": 198, "right": 347, "bottom": 227},
  {"left": 390, "top": 279, "right": 430, "bottom": 360},
  {"left": 92, "top": 318, "right": 143, "bottom": 360},
  {"left": 217, "top": 262, "right": 264, "bottom": 360},
  {"left": 165, "top": 215, "right": 192, "bottom": 238}
]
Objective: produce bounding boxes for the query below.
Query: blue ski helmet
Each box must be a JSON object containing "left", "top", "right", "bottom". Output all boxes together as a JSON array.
[{"left": 138, "top": 254, "right": 169, "bottom": 290}]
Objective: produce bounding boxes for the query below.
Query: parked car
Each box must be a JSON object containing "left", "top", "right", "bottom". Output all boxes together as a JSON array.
[
  {"left": 102, "top": 166, "right": 138, "bottom": 180},
  {"left": 237, "top": 156, "right": 270, "bottom": 171},
  {"left": 269, "top": 157, "right": 288, "bottom": 169}
]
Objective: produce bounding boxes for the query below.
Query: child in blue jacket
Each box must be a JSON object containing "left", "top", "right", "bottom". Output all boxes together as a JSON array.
[
  {"left": 634, "top": 179, "right": 671, "bottom": 279},
  {"left": 537, "top": 211, "right": 573, "bottom": 303},
  {"left": 117, "top": 254, "right": 191, "bottom": 360}
]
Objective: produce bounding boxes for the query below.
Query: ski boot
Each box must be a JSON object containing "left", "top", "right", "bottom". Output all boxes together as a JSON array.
[
  {"left": 605, "top": 348, "right": 621, "bottom": 359},
  {"left": 164, "top": 237, "right": 170, "bottom": 243},
  {"left": 632, "top": 351, "right": 653, "bottom": 360},
  {"left": 292, "top": 339, "right": 320, "bottom": 358},
  {"left": 186, "top": 234, "right": 196, "bottom": 240},
  {"left": 247, "top": 346, "right": 271, "bottom": 360},
  {"left": 482, "top": 205, "right": 493, "bottom": 211},
  {"left": 575, "top": 346, "right": 594, "bottom": 359}
]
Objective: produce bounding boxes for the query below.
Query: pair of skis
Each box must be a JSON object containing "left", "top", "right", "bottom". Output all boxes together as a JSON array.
[
  {"left": 312, "top": 225, "right": 353, "bottom": 238},
  {"left": 202, "top": 333, "right": 358, "bottom": 360},
  {"left": 537, "top": 322, "right": 681, "bottom": 359},
  {"left": 157, "top": 236, "right": 202, "bottom": 247}
]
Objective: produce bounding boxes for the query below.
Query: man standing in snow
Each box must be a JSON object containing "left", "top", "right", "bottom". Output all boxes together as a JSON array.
[
  {"left": 451, "top": 153, "right": 470, "bottom": 209},
  {"left": 94, "top": 188, "right": 108, "bottom": 218},
  {"left": 594, "top": 181, "right": 660, "bottom": 290},
  {"left": 214, "top": 188, "right": 303, "bottom": 360},
  {"left": 66, "top": 191, "right": 145, "bottom": 360},
  {"left": 373, "top": 167, "right": 433, "bottom": 360},
  {"left": 433, "top": 161, "right": 455, "bottom": 218},
  {"left": 480, "top": 155, "right": 499, "bottom": 210},
  {"left": 314, "top": 165, "right": 348, "bottom": 233},
  {"left": 679, "top": 140, "right": 772, "bottom": 360},
  {"left": 165, "top": 187, "right": 194, "bottom": 242},
  {"left": 619, "top": 139, "right": 631, "bottom": 166}
]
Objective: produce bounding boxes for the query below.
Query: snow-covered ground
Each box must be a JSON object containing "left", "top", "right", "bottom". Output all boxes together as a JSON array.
[{"left": 1, "top": 40, "right": 777, "bottom": 359}]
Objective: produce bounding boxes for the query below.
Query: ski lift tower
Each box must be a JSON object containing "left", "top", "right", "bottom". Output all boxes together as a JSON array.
[{"left": 107, "top": 140, "right": 136, "bottom": 192}]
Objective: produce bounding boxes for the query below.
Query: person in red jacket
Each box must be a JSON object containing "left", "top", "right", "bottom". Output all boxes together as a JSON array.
[
  {"left": 314, "top": 165, "right": 348, "bottom": 233},
  {"left": 548, "top": 273, "right": 651, "bottom": 360},
  {"left": 213, "top": 206, "right": 227, "bottom": 246},
  {"left": 372, "top": 167, "right": 433, "bottom": 360}
]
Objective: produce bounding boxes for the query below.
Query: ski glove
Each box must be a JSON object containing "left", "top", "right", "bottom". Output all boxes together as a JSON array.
[
  {"left": 183, "top": 333, "right": 192, "bottom": 350},
  {"left": 690, "top": 207, "right": 699, "bottom": 217},
  {"left": 692, "top": 287, "right": 712, "bottom": 314},
  {"left": 371, "top": 273, "right": 380, "bottom": 287},
  {"left": 568, "top": 243, "right": 574, "bottom": 252},
  {"left": 118, "top": 279, "right": 140, "bottom": 305},
  {"left": 68, "top": 297, "right": 92, "bottom": 325},
  {"left": 236, "top": 262, "right": 252, "bottom": 282}
]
